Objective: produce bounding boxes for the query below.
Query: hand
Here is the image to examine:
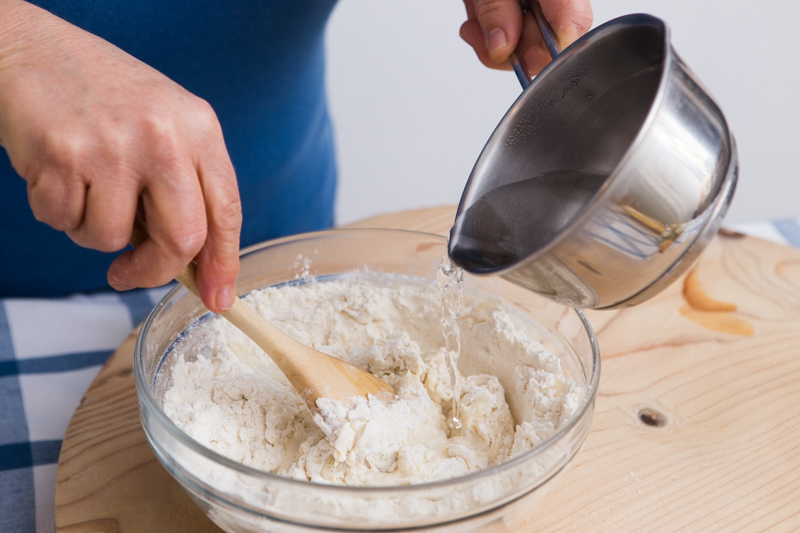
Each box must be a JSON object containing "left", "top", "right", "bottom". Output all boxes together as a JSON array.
[
  {"left": 0, "top": 0, "right": 241, "bottom": 312},
  {"left": 459, "top": 0, "right": 593, "bottom": 75}
]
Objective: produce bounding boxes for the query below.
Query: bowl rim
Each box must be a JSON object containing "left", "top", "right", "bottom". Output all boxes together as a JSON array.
[{"left": 133, "top": 227, "right": 601, "bottom": 496}]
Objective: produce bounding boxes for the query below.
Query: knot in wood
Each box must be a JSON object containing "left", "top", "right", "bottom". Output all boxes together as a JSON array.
[{"left": 638, "top": 408, "right": 668, "bottom": 427}]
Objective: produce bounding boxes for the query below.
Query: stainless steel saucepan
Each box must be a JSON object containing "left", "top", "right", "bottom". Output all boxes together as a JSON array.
[{"left": 448, "top": 3, "right": 737, "bottom": 309}]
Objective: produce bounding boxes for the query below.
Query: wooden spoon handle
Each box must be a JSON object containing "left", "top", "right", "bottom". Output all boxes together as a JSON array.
[
  {"left": 130, "top": 219, "right": 301, "bottom": 371},
  {"left": 128, "top": 219, "right": 395, "bottom": 410}
]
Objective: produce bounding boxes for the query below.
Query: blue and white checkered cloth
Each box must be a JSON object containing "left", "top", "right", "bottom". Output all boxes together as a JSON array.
[
  {"left": 2, "top": 218, "right": 799, "bottom": 533},
  {"left": 0, "top": 286, "right": 172, "bottom": 533}
]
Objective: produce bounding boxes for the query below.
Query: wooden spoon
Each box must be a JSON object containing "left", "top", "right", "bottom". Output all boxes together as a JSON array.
[{"left": 129, "top": 222, "right": 395, "bottom": 420}]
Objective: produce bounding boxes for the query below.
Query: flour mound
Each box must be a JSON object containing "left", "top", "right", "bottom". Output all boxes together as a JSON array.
[{"left": 163, "top": 275, "right": 578, "bottom": 487}]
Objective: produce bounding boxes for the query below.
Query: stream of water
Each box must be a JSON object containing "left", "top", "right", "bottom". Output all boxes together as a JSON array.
[{"left": 437, "top": 256, "right": 464, "bottom": 434}]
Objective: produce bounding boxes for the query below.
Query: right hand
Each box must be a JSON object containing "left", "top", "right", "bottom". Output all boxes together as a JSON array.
[
  {"left": 459, "top": 0, "right": 593, "bottom": 75},
  {"left": 0, "top": 0, "right": 242, "bottom": 312}
]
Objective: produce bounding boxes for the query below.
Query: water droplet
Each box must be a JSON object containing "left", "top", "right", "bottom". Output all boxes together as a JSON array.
[{"left": 448, "top": 416, "right": 462, "bottom": 432}]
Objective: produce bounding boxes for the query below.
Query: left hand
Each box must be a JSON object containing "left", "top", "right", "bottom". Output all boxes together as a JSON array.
[{"left": 459, "top": 0, "right": 593, "bottom": 75}]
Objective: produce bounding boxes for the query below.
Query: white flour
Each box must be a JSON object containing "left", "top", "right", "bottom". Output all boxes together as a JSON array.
[{"left": 163, "top": 273, "right": 579, "bottom": 488}]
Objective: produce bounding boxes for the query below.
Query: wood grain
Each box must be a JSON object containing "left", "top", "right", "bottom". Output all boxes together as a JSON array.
[{"left": 55, "top": 206, "right": 800, "bottom": 532}]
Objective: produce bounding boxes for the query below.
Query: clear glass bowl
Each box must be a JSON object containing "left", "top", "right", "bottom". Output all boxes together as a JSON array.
[{"left": 134, "top": 229, "right": 600, "bottom": 532}]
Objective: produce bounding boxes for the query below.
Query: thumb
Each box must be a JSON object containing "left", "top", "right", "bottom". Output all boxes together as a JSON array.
[{"left": 470, "top": 0, "right": 524, "bottom": 64}]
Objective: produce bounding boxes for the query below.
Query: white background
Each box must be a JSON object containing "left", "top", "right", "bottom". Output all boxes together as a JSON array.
[{"left": 326, "top": 0, "right": 800, "bottom": 227}]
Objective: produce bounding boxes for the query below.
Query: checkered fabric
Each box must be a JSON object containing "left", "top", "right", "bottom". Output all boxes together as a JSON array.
[
  {"left": 0, "top": 286, "right": 172, "bottom": 533},
  {"left": 1, "top": 219, "right": 799, "bottom": 533}
]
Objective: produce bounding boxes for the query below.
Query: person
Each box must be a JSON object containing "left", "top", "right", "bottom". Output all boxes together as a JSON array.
[{"left": 0, "top": 0, "right": 592, "bottom": 312}]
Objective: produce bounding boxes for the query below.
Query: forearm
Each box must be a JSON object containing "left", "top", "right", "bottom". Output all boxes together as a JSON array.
[
  {"left": 0, "top": 1, "right": 66, "bottom": 69},
  {"left": 0, "top": 1, "right": 84, "bottom": 148}
]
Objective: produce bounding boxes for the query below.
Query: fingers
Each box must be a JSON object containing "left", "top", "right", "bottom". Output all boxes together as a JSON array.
[
  {"left": 516, "top": 6, "right": 553, "bottom": 76},
  {"left": 192, "top": 104, "right": 242, "bottom": 313},
  {"left": 66, "top": 174, "right": 140, "bottom": 252},
  {"left": 538, "top": 0, "right": 593, "bottom": 47},
  {"left": 24, "top": 131, "right": 100, "bottom": 232},
  {"left": 26, "top": 167, "right": 86, "bottom": 232},
  {"left": 461, "top": 0, "right": 523, "bottom": 68},
  {"left": 461, "top": 0, "right": 593, "bottom": 74},
  {"left": 104, "top": 106, "right": 209, "bottom": 291},
  {"left": 106, "top": 100, "right": 242, "bottom": 314},
  {"left": 107, "top": 160, "right": 207, "bottom": 293}
]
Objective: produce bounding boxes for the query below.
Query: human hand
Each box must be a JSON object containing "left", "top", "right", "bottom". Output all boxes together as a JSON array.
[
  {"left": 0, "top": 1, "right": 241, "bottom": 312},
  {"left": 459, "top": 0, "right": 593, "bottom": 75}
]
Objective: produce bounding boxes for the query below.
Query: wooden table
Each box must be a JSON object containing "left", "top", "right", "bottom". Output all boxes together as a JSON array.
[{"left": 55, "top": 206, "right": 800, "bottom": 532}]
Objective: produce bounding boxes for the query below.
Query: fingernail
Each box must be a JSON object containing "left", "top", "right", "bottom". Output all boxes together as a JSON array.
[
  {"left": 216, "top": 285, "right": 234, "bottom": 311},
  {"left": 487, "top": 28, "right": 508, "bottom": 61}
]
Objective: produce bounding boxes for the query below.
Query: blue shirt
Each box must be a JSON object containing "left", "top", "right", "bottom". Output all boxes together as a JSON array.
[{"left": 0, "top": 0, "right": 338, "bottom": 297}]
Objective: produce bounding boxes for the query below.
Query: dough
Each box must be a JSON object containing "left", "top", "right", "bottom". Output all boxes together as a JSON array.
[{"left": 163, "top": 273, "right": 579, "bottom": 487}]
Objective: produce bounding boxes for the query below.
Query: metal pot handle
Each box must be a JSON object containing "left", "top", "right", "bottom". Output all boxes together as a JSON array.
[{"left": 510, "top": 0, "right": 562, "bottom": 88}]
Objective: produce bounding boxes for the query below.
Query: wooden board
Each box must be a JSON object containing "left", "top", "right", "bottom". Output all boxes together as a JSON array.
[{"left": 55, "top": 206, "right": 800, "bottom": 532}]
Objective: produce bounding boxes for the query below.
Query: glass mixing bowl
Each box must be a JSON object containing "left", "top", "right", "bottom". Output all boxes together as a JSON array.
[{"left": 134, "top": 229, "right": 600, "bottom": 532}]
